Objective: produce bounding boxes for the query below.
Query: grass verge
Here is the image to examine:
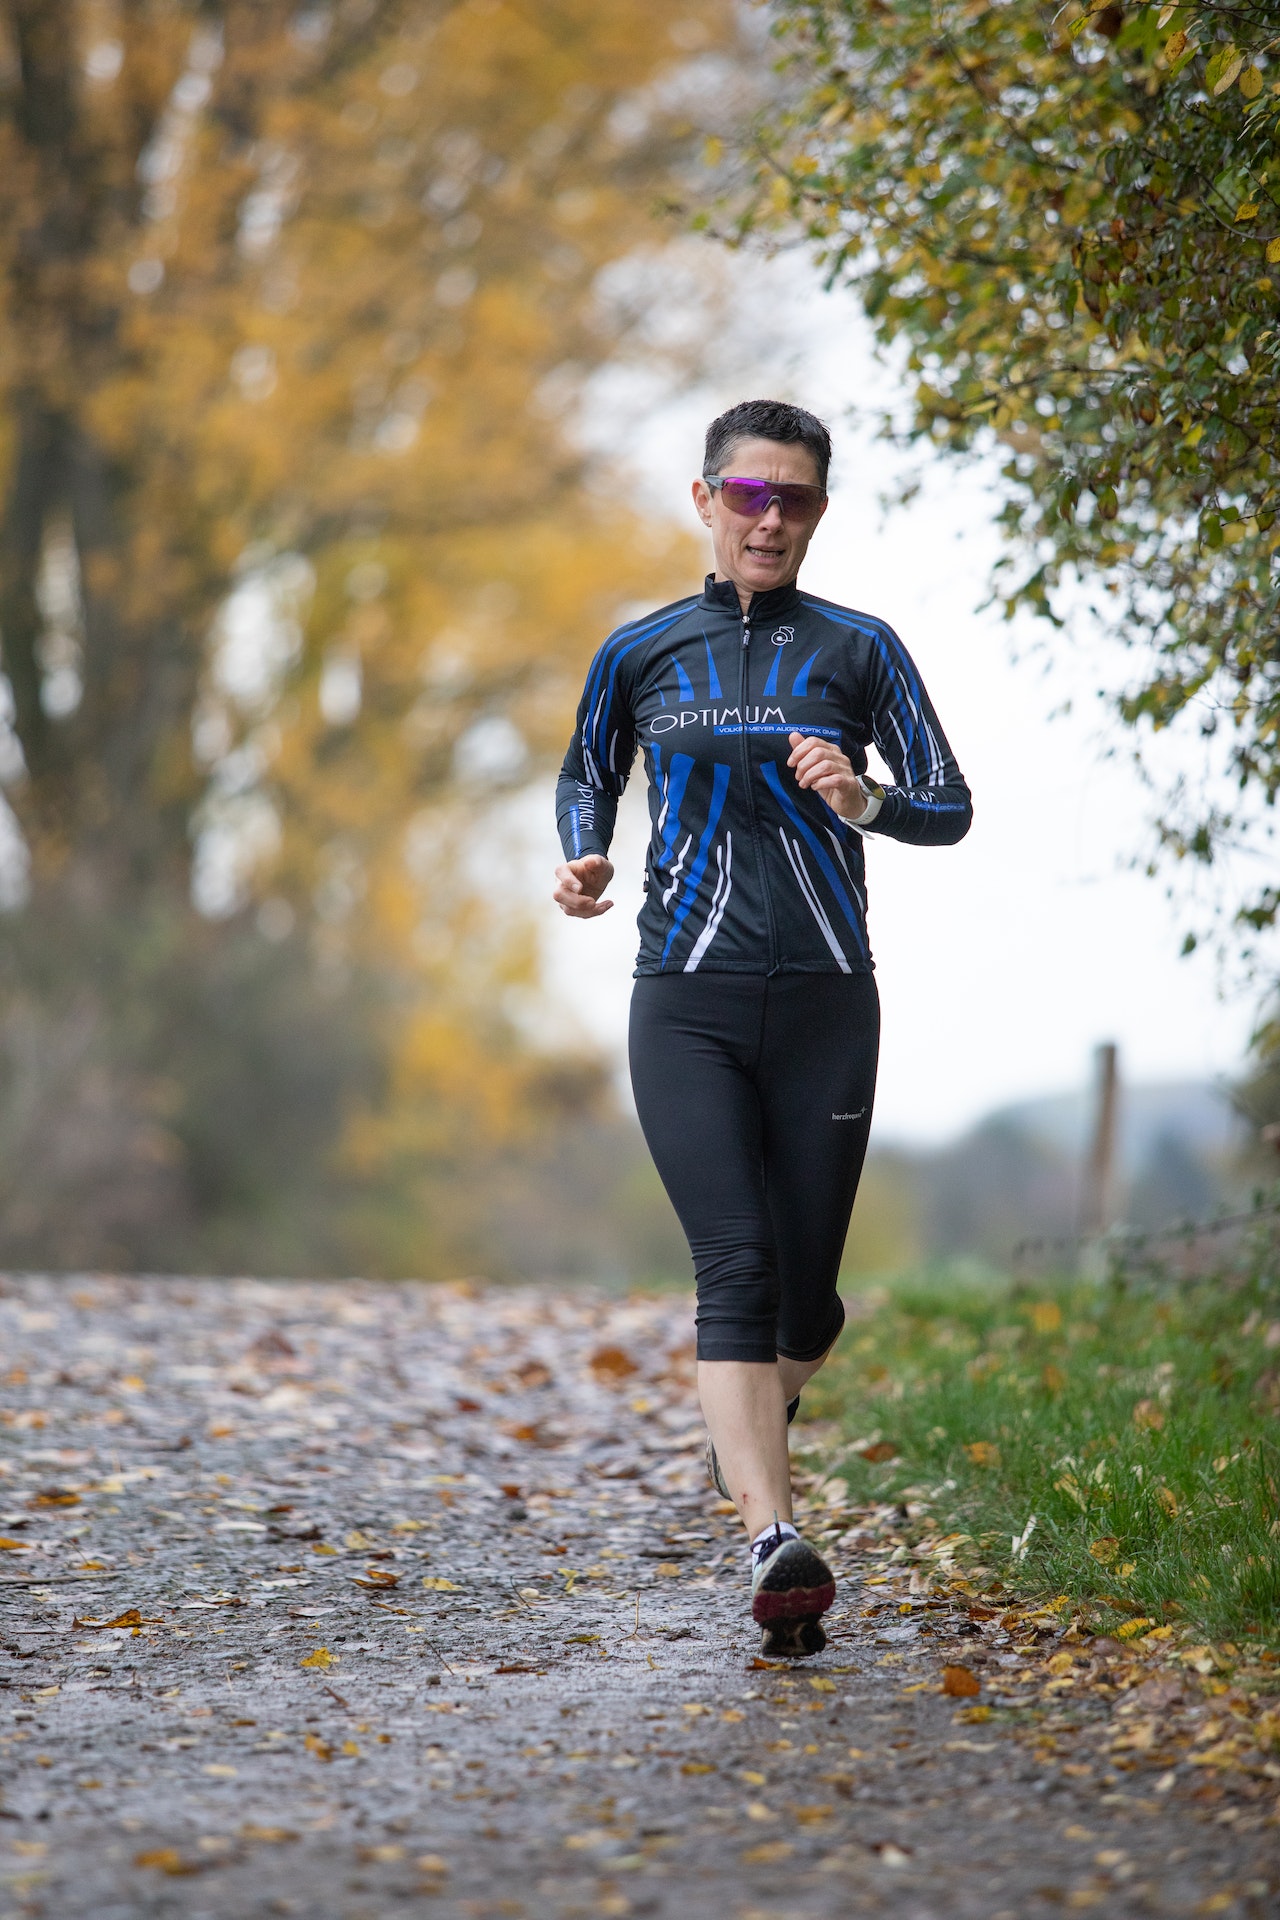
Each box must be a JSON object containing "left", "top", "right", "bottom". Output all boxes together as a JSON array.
[{"left": 807, "top": 1229, "right": 1280, "bottom": 1651}]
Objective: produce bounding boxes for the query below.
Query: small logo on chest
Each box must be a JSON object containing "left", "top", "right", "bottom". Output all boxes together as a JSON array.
[{"left": 771, "top": 626, "right": 795, "bottom": 647}]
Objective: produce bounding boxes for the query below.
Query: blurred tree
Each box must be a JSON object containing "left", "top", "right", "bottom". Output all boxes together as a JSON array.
[
  {"left": 727, "top": 0, "right": 1280, "bottom": 957},
  {"left": 0, "top": 0, "right": 725, "bottom": 1273}
]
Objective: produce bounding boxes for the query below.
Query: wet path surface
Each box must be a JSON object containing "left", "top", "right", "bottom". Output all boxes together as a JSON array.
[{"left": 0, "top": 1277, "right": 1275, "bottom": 1918}]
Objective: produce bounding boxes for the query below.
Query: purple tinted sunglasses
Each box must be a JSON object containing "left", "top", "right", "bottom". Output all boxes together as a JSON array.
[{"left": 704, "top": 474, "right": 827, "bottom": 521}]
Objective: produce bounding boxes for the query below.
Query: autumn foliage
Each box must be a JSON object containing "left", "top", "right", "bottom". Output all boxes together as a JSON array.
[{"left": 0, "top": 0, "right": 724, "bottom": 1272}]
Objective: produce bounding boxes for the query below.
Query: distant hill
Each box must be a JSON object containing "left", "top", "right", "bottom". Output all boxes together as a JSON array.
[{"left": 842, "top": 1079, "right": 1250, "bottom": 1273}]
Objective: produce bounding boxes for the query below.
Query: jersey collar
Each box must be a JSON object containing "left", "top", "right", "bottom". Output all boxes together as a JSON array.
[{"left": 700, "top": 574, "right": 803, "bottom": 619}]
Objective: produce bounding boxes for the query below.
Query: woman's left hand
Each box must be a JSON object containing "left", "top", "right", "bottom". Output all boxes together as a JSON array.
[{"left": 786, "top": 731, "right": 865, "bottom": 819}]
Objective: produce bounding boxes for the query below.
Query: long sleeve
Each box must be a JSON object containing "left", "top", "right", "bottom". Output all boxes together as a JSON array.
[
  {"left": 858, "top": 622, "right": 972, "bottom": 846},
  {"left": 554, "top": 629, "right": 639, "bottom": 860}
]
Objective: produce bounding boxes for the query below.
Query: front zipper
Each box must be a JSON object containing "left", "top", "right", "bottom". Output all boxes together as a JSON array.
[{"left": 737, "top": 606, "right": 780, "bottom": 973}]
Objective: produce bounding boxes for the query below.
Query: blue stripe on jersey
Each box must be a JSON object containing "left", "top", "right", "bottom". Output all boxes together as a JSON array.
[
  {"left": 762, "top": 647, "right": 784, "bottom": 698},
  {"left": 657, "top": 751, "right": 694, "bottom": 872},
  {"left": 761, "top": 761, "right": 868, "bottom": 959},
  {"left": 661, "top": 761, "right": 731, "bottom": 966},
  {"left": 791, "top": 649, "right": 820, "bottom": 697},
  {"left": 582, "top": 604, "right": 693, "bottom": 768},
  {"left": 673, "top": 656, "right": 695, "bottom": 703},
  {"left": 703, "top": 635, "right": 722, "bottom": 700},
  {"left": 799, "top": 597, "right": 928, "bottom": 785}
]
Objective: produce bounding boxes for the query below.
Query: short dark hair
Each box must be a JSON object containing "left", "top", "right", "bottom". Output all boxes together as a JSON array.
[{"left": 703, "top": 399, "right": 832, "bottom": 489}]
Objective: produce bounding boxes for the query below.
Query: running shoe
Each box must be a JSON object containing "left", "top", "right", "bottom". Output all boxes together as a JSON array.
[
  {"left": 705, "top": 1398, "right": 801, "bottom": 1502},
  {"left": 751, "top": 1523, "right": 835, "bottom": 1658},
  {"left": 705, "top": 1432, "right": 730, "bottom": 1500}
]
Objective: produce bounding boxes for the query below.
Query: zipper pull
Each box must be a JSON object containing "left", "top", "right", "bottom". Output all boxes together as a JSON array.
[{"left": 741, "top": 615, "right": 750, "bottom": 648}]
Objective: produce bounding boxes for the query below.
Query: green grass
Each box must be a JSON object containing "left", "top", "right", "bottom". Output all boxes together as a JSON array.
[{"left": 807, "top": 1237, "right": 1280, "bottom": 1648}]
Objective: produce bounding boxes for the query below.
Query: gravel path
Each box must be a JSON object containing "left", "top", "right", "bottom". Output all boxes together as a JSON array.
[{"left": 0, "top": 1277, "right": 1274, "bottom": 1919}]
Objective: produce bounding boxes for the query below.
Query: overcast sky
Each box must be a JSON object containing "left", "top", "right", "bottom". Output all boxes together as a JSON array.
[{"left": 535, "top": 260, "right": 1264, "bottom": 1145}]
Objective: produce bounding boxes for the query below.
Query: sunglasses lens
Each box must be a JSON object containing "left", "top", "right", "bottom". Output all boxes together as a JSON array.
[{"left": 718, "top": 478, "right": 824, "bottom": 520}]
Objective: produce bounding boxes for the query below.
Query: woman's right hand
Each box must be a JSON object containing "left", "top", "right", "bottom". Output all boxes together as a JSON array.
[{"left": 553, "top": 854, "right": 615, "bottom": 918}]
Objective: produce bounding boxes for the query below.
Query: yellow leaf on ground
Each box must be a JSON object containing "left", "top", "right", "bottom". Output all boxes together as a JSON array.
[
  {"left": 655, "top": 1562, "right": 682, "bottom": 1577},
  {"left": 0, "top": 1537, "right": 33, "bottom": 1550},
  {"left": 421, "top": 1577, "right": 459, "bottom": 1591},
  {"left": 1132, "top": 1399, "right": 1164, "bottom": 1431},
  {"left": 808, "top": 1677, "right": 836, "bottom": 1692},
  {"left": 1089, "top": 1537, "right": 1119, "bottom": 1564},
  {"left": 942, "top": 1665, "right": 981, "bottom": 1697},
  {"left": 203, "top": 1764, "right": 237, "bottom": 1779},
  {"left": 1157, "top": 1486, "right": 1178, "bottom": 1516},
  {"left": 743, "top": 1842, "right": 793, "bottom": 1864},
  {"left": 300, "top": 1647, "right": 334, "bottom": 1669},
  {"left": 1116, "top": 1617, "right": 1155, "bottom": 1639},
  {"left": 681, "top": 1761, "right": 715, "bottom": 1774},
  {"left": 1028, "top": 1302, "right": 1062, "bottom": 1334},
  {"left": 134, "top": 1849, "right": 197, "bottom": 1875},
  {"left": 239, "top": 1826, "right": 298, "bottom": 1844},
  {"left": 963, "top": 1442, "right": 1000, "bottom": 1467},
  {"left": 794, "top": 1804, "right": 832, "bottom": 1824},
  {"left": 416, "top": 1855, "right": 450, "bottom": 1875}
]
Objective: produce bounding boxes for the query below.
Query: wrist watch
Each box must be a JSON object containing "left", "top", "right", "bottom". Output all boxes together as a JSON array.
[{"left": 844, "top": 773, "right": 884, "bottom": 827}]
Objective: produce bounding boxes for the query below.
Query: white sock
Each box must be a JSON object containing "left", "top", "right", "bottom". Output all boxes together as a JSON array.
[{"left": 751, "top": 1519, "right": 798, "bottom": 1561}]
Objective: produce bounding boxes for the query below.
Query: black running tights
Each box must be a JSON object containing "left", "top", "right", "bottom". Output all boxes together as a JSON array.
[{"left": 628, "top": 972, "right": 879, "bottom": 1364}]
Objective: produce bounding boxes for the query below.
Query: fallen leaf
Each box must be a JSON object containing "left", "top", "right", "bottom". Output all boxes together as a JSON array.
[
  {"left": 942, "top": 1665, "right": 981, "bottom": 1698},
  {"left": 304, "top": 1733, "right": 332, "bottom": 1761},
  {"left": 963, "top": 1442, "right": 1001, "bottom": 1468},
  {"left": 1156, "top": 1486, "right": 1179, "bottom": 1517},
  {"left": 741, "top": 1769, "right": 766, "bottom": 1785},
  {"left": 742, "top": 1842, "right": 793, "bottom": 1864},
  {"left": 794, "top": 1804, "right": 832, "bottom": 1824},
  {"left": 1041, "top": 1364, "right": 1067, "bottom": 1393},
  {"left": 655, "top": 1562, "right": 682, "bottom": 1577},
  {"left": 566, "top": 1633, "right": 600, "bottom": 1644},
  {"left": 416, "top": 1854, "right": 450, "bottom": 1875},
  {"left": 1089, "top": 1537, "right": 1120, "bottom": 1564},
  {"left": 203, "top": 1764, "right": 237, "bottom": 1778},
  {"left": 513, "top": 1360, "right": 551, "bottom": 1388},
  {"left": 353, "top": 1568, "right": 399, "bottom": 1589},
  {"left": 956, "top": 1704, "right": 991, "bottom": 1724},
  {"left": 1046, "top": 1651, "right": 1075, "bottom": 1675},
  {"left": 421, "top": 1577, "right": 459, "bottom": 1591},
  {"left": 589, "top": 1345, "right": 638, "bottom": 1381},
  {"left": 681, "top": 1761, "right": 715, "bottom": 1774},
  {"left": 1116, "top": 1617, "right": 1155, "bottom": 1640},
  {"left": 134, "top": 1849, "right": 198, "bottom": 1875},
  {"left": 73, "top": 1609, "right": 146, "bottom": 1631},
  {"left": 858, "top": 1440, "right": 898, "bottom": 1463},
  {"left": 357, "top": 1844, "right": 404, "bottom": 1863},
  {"left": 808, "top": 1677, "right": 836, "bottom": 1692},
  {"left": 344, "top": 1531, "right": 377, "bottom": 1551},
  {"left": 1028, "top": 1302, "right": 1062, "bottom": 1334},
  {"left": 1132, "top": 1399, "right": 1165, "bottom": 1432},
  {"left": 300, "top": 1648, "right": 334, "bottom": 1669},
  {"left": 0, "top": 1537, "right": 33, "bottom": 1551},
  {"left": 30, "top": 1488, "right": 80, "bottom": 1508}
]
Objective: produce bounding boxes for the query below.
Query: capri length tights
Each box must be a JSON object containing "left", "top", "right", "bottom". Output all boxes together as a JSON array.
[{"left": 628, "top": 972, "right": 879, "bottom": 1365}]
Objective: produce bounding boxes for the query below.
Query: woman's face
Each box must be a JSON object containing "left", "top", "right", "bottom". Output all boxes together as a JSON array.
[{"left": 692, "top": 435, "right": 829, "bottom": 601}]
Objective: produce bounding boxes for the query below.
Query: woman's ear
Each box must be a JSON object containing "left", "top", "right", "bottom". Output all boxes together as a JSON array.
[{"left": 691, "top": 477, "right": 713, "bottom": 527}]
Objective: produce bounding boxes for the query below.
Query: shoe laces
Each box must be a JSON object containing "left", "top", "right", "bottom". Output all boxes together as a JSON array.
[{"left": 752, "top": 1519, "right": 790, "bottom": 1568}]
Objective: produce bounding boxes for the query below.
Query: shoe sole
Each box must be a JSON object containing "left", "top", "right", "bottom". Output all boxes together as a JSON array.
[
  {"left": 751, "top": 1538, "right": 836, "bottom": 1625},
  {"left": 705, "top": 1433, "right": 730, "bottom": 1501},
  {"left": 760, "top": 1616, "right": 827, "bottom": 1658}
]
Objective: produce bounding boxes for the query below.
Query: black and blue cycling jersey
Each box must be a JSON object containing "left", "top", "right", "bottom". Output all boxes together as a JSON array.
[{"left": 555, "top": 574, "right": 972, "bottom": 976}]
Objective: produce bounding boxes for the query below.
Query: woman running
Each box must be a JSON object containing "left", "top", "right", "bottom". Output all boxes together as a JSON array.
[{"left": 553, "top": 399, "right": 972, "bottom": 1656}]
